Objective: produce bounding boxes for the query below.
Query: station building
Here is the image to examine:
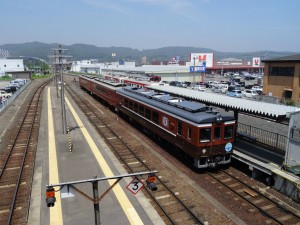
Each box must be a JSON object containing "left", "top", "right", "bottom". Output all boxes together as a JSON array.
[{"left": 262, "top": 54, "right": 300, "bottom": 104}]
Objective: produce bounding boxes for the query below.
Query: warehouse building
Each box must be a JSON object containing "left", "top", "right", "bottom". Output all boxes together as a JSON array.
[{"left": 0, "top": 58, "right": 25, "bottom": 76}]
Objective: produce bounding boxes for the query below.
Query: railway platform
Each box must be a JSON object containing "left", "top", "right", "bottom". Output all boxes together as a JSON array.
[
  {"left": 232, "top": 148, "right": 300, "bottom": 201},
  {"left": 28, "top": 86, "right": 164, "bottom": 225}
]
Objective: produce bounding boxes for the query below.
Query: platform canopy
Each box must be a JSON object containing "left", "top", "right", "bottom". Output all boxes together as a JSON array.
[{"left": 148, "top": 86, "right": 300, "bottom": 120}]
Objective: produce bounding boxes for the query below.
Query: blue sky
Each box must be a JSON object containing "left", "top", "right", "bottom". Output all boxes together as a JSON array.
[{"left": 1, "top": 0, "right": 300, "bottom": 52}]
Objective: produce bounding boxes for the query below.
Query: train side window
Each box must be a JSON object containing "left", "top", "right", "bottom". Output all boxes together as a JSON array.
[
  {"left": 224, "top": 125, "right": 234, "bottom": 139},
  {"left": 124, "top": 99, "right": 128, "bottom": 108},
  {"left": 133, "top": 103, "right": 138, "bottom": 112},
  {"left": 145, "top": 108, "right": 151, "bottom": 120},
  {"left": 187, "top": 127, "right": 192, "bottom": 139},
  {"left": 200, "top": 128, "right": 211, "bottom": 142},
  {"left": 214, "top": 127, "right": 221, "bottom": 140},
  {"left": 139, "top": 105, "right": 144, "bottom": 116},
  {"left": 129, "top": 101, "right": 133, "bottom": 110},
  {"left": 152, "top": 111, "right": 159, "bottom": 124},
  {"left": 177, "top": 121, "right": 182, "bottom": 135}
]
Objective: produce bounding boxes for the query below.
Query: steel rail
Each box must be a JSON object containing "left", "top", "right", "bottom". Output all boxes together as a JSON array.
[
  {"left": 207, "top": 170, "right": 299, "bottom": 225},
  {"left": 222, "top": 170, "right": 300, "bottom": 220},
  {"left": 0, "top": 79, "right": 51, "bottom": 225}
]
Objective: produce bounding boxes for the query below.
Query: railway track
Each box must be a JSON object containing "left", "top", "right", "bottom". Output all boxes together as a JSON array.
[
  {"left": 66, "top": 82, "right": 205, "bottom": 225},
  {"left": 0, "top": 79, "right": 51, "bottom": 225},
  {"left": 207, "top": 170, "right": 300, "bottom": 225}
]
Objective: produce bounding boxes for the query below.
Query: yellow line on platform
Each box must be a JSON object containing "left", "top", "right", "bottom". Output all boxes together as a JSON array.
[
  {"left": 48, "top": 88, "right": 63, "bottom": 225},
  {"left": 65, "top": 96, "right": 144, "bottom": 225}
]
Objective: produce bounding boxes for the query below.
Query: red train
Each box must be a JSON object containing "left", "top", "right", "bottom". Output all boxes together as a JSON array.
[{"left": 79, "top": 75, "right": 236, "bottom": 168}]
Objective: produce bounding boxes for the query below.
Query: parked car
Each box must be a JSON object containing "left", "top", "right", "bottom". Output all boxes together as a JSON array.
[
  {"left": 212, "top": 85, "right": 222, "bottom": 93},
  {"left": 242, "top": 89, "right": 259, "bottom": 98},
  {"left": 8, "top": 83, "right": 20, "bottom": 89},
  {"left": 169, "top": 81, "right": 181, "bottom": 87},
  {"left": 182, "top": 81, "right": 191, "bottom": 87},
  {"left": 206, "top": 81, "right": 214, "bottom": 88},
  {"left": 169, "top": 81, "right": 182, "bottom": 87},
  {"left": 10, "top": 80, "right": 24, "bottom": 86},
  {"left": 4, "top": 86, "right": 17, "bottom": 93},
  {"left": 220, "top": 84, "right": 229, "bottom": 94},
  {"left": 0, "top": 90, "right": 12, "bottom": 98},
  {"left": 227, "top": 90, "right": 243, "bottom": 98},
  {"left": 252, "top": 86, "right": 263, "bottom": 92}
]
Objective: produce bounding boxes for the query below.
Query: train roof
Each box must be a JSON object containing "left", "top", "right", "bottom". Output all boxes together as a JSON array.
[
  {"left": 80, "top": 75, "right": 124, "bottom": 89},
  {"left": 117, "top": 86, "right": 234, "bottom": 124}
]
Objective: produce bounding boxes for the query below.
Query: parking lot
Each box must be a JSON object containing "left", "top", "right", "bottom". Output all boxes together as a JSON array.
[{"left": 0, "top": 81, "right": 10, "bottom": 89}]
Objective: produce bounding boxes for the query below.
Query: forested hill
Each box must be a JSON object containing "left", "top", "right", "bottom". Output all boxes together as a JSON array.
[{"left": 0, "top": 42, "right": 296, "bottom": 62}]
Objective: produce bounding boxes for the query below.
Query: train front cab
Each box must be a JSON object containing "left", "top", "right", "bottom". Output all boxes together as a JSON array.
[{"left": 193, "top": 121, "right": 235, "bottom": 168}]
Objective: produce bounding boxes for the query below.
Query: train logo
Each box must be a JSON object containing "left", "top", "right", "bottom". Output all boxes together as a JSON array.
[{"left": 225, "top": 142, "right": 233, "bottom": 152}]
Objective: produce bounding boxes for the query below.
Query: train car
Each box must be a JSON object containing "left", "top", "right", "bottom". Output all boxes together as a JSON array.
[
  {"left": 79, "top": 75, "right": 94, "bottom": 92},
  {"left": 79, "top": 75, "right": 124, "bottom": 108},
  {"left": 79, "top": 75, "right": 236, "bottom": 168},
  {"left": 115, "top": 86, "right": 236, "bottom": 168}
]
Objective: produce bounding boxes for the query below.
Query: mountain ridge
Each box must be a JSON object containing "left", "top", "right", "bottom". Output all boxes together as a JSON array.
[{"left": 0, "top": 42, "right": 297, "bottom": 62}]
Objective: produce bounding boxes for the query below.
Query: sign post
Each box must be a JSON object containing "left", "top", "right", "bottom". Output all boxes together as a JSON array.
[{"left": 46, "top": 171, "right": 158, "bottom": 225}]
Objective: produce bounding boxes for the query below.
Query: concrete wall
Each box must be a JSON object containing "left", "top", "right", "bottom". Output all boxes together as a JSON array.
[{"left": 264, "top": 62, "right": 300, "bottom": 104}]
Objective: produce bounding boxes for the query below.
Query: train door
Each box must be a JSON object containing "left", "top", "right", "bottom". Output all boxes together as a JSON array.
[{"left": 212, "top": 125, "right": 222, "bottom": 146}]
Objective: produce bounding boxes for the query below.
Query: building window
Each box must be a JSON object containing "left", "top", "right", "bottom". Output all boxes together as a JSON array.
[
  {"left": 4, "top": 65, "right": 6, "bottom": 67},
  {"left": 17, "top": 64, "right": 19, "bottom": 67},
  {"left": 269, "top": 67, "right": 294, "bottom": 76}
]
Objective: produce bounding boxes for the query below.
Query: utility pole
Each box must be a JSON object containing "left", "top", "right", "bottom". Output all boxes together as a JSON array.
[
  {"left": 193, "top": 56, "right": 196, "bottom": 83},
  {"left": 48, "top": 45, "right": 72, "bottom": 134}
]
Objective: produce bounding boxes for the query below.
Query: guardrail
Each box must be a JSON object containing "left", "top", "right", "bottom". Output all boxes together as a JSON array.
[
  {"left": 0, "top": 81, "right": 31, "bottom": 114},
  {"left": 237, "top": 122, "right": 287, "bottom": 152}
]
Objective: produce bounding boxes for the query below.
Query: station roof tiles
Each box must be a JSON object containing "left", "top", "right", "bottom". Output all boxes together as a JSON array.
[{"left": 147, "top": 86, "right": 300, "bottom": 119}]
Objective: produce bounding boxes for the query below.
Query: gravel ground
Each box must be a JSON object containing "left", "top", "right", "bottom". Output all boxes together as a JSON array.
[{"left": 0, "top": 79, "right": 48, "bottom": 152}]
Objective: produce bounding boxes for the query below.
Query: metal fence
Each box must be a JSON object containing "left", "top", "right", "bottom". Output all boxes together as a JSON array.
[
  {"left": 0, "top": 80, "right": 31, "bottom": 114},
  {"left": 237, "top": 122, "right": 287, "bottom": 152}
]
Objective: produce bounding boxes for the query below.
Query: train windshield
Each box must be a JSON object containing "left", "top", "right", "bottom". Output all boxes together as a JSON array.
[
  {"left": 214, "top": 127, "right": 221, "bottom": 140},
  {"left": 224, "top": 125, "right": 234, "bottom": 139},
  {"left": 200, "top": 128, "right": 211, "bottom": 142}
]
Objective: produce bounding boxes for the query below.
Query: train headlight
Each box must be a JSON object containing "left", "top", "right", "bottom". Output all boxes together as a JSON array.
[{"left": 202, "top": 149, "right": 206, "bottom": 154}]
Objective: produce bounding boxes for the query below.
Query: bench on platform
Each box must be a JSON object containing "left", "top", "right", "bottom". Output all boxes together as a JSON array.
[{"left": 236, "top": 131, "right": 257, "bottom": 142}]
